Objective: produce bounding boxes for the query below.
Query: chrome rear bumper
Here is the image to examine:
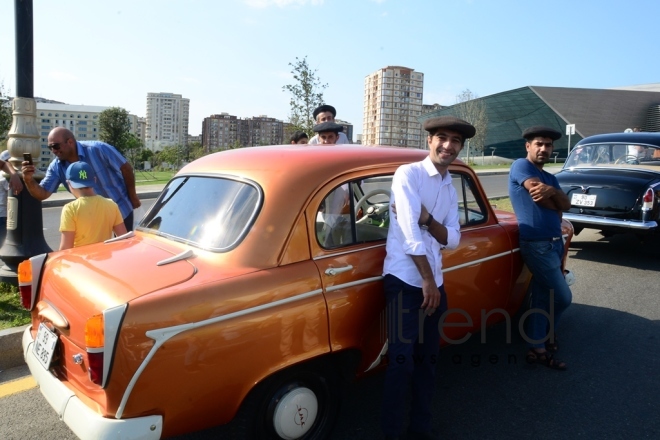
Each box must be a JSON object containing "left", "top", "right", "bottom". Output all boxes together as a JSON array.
[
  {"left": 22, "top": 327, "right": 163, "bottom": 440},
  {"left": 563, "top": 213, "right": 657, "bottom": 230}
]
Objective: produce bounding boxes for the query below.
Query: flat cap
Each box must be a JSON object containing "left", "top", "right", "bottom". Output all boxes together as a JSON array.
[
  {"left": 313, "top": 121, "right": 344, "bottom": 133},
  {"left": 423, "top": 116, "right": 476, "bottom": 139},
  {"left": 313, "top": 104, "right": 337, "bottom": 119},
  {"left": 522, "top": 126, "right": 562, "bottom": 141}
]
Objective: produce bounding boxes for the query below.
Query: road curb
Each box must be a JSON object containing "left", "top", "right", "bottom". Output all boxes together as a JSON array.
[{"left": 0, "top": 325, "right": 28, "bottom": 371}]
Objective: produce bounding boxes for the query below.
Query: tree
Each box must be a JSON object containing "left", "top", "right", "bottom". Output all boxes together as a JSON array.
[
  {"left": 187, "top": 142, "right": 205, "bottom": 161},
  {"left": 98, "top": 107, "right": 132, "bottom": 154},
  {"left": 0, "top": 82, "right": 12, "bottom": 145},
  {"left": 453, "top": 89, "right": 488, "bottom": 161},
  {"left": 282, "top": 56, "right": 327, "bottom": 136},
  {"left": 123, "top": 133, "right": 144, "bottom": 169}
]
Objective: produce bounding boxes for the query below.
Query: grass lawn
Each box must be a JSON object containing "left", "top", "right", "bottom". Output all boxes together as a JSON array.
[
  {"left": 133, "top": 170, "right": 175, "bottom": 185},
  {"left": 0, "top": 283, "right": 30, "bottom": 330},
  {"left": 490, "top": 197, "right": 513, "bottom": 212},
  {"left": 55, "top": 170, "right": 175, "bottom": 192}
]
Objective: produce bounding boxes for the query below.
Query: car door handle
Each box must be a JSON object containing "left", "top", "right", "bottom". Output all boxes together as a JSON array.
[{"left": 325, "top": 265, "right": 353, "bottom": 276}]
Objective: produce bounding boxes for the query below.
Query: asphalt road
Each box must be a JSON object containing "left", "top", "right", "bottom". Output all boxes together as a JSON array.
[{"left": 2, "top": 227, "right": 658, "bottom": 439}]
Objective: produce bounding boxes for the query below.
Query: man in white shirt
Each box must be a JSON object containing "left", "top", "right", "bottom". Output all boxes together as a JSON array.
[
  {"left": 308, "top": 104, "right": 350, "bottom": 144},
  {"left": 381, "top": 116, "right": 475, "bottom": 440}
]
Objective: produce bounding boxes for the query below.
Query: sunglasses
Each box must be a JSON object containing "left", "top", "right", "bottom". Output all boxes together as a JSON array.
[{"left": 48, "top": 142, "right": 65, "bottom": 150}]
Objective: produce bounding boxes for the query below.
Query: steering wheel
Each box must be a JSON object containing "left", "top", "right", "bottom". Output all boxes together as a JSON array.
[
  {"left": 614, "top": 155, "right": 640, "bottom": 165},
  {"left": 355, "top": 189, "right": 390, "bottom": 224}
]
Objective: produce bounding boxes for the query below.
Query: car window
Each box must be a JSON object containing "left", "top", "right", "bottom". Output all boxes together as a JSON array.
[
  {"left": 139, "top": 176, "right": 261, "bottom": 251},
  {"left": 316, "top": 175, "right": 392, "bottom": 249},
  {"left": 316, "top": 171, "right": 486, "bottom": 250},
  {"left": 452, "top": 173, "right": 488, "bottom": 226}
]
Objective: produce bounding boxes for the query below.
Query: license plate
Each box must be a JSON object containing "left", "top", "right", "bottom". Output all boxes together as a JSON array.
[
  {"left": 33, "top": 323, "right": 58, "bottom": 370},
  {"left": 571, "top": 193, "right": 597, "bottom": 207}
]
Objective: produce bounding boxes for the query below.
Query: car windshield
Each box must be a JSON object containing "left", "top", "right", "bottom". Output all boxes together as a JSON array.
[
  {"left": 565, "top": 143, "right": 660, "bottom": 168},
  {"left": 138, "top": 175, "right": 261, "bottom": 251}
]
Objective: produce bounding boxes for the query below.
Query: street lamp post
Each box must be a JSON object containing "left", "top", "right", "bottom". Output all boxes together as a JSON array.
[{"left": 0, "top": 0, "right": 52, "bottom": 283}]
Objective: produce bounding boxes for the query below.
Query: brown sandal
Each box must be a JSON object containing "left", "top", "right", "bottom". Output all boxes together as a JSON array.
[
  {"left": 545, "top": 336, "right": 559, "bottom": 353},
  {"left": 526, "top": 349, "right": 567, "bottom": 371}
]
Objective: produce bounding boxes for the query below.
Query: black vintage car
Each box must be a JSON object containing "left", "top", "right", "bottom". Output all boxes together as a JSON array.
[{"left": 556, "top": 132, "right": 660, "bottom": 238}]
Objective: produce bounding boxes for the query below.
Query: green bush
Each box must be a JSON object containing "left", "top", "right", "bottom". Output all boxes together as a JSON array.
[{"left": 0, "top": 282, "right": 31, "bottom": 330}]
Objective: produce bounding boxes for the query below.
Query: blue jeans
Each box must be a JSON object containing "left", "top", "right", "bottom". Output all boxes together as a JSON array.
[
  {"left": 381, "top": 274, "right": 447, "bottom": 437},
  {"left": 519, "top": 239, "right": 572, "bottom": 349}
]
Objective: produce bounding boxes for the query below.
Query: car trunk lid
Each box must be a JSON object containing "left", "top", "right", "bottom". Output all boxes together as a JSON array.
[{"left": 558, "top": 169, "right": 656, "bottom": 216}]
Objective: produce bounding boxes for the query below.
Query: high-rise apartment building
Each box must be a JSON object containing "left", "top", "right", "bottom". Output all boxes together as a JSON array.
[
  {"left": 363, "top": 66, "right": 424, "bottom": 148},
  {"left": 145, "top": 92, "right": 190, "bottom": 151},
  {"left": 202, "top": 113, "right": 284, "bottom": 151},
  {"left": 31, "top": 101, "right": 140, "bottom": 169},
  {"left": 335, "top": 119, "right": 354, "bottom": 143}
]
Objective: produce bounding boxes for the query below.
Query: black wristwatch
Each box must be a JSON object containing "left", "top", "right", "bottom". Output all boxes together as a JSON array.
[{"left": 421, "top": 213, "right": 434, "bottom": 230}]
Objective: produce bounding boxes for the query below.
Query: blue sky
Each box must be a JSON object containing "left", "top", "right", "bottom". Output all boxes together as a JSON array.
[{"left": 1, "top": 0, "right": 659, "bottom": 138}]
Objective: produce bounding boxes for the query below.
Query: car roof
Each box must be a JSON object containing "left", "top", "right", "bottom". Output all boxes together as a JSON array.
[
  {"left": 576, "top": 132, "right": 660, "bottom": 148},
  {"left": 178, "top": 144, "right": 441, "bottom": 187},
  {"left": 173, "top": 145, "right": 463, "bottom": 265}
]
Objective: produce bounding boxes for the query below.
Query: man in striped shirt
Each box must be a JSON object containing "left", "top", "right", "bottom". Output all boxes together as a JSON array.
[{"left": 22, "top": 127, "right": 140, "bottom": 231}]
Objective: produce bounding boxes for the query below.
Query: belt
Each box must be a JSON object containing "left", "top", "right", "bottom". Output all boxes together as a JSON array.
[{"left": 522, "top": 237, "right": 562, "bottom": 242}]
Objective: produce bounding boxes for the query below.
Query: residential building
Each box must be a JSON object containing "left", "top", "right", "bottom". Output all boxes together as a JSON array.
[
  {"left": 202, "top": 113, "right": 284, "bottom": 151},
  {"left": 419, "top": 85, "right": 660, "bottom": 159},
  {"left": 335, "top": 119, "right": 353, "bottom": 143},
  {"left": 363, "top": 66, "right": 424, "bottom": 148},
  {"left": 201, "top": 113, "right": 242, "bottom": 152},
  {"left": 29, "top": 101, "right": 142, "bottom": 169},
  {"left": 245, "top": 115, "right": 283, "bottom": 146},
  {"left": 145, "top": 92, "right": 190, "bottom": 151},
  {"left": 186, "top": 134, "right": 202, "bottom": 145}
]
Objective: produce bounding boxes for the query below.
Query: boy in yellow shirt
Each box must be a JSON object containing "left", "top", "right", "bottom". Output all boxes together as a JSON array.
[{"left": 59, "top": 161, "right": 127, "bottom": 250}]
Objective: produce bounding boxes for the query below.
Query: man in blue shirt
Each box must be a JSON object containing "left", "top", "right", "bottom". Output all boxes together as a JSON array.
[
  {"left": 508, "top": 126, "right": 572, "bottom": 370},
  {"left": 22, "top": 127, "right": 140, "bottom": 231}
]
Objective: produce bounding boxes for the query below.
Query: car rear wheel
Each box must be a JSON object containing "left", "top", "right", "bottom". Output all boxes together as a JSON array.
[{"left": 231, "top": 367, "right": 340, "bottom": 439}]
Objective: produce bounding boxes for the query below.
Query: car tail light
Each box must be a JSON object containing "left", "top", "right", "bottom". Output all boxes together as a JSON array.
[
  {"left": 85, "top": 314, "right": 105, "bottom": 386},
  {"left": 17, "top": 260, "right": 33, "bottom": 309},
  {"left": 16, "top": 254, "right": 47, "bottom": 311},
  {"left": 642, "top": 188, "right": 654, "bottom": 211}
]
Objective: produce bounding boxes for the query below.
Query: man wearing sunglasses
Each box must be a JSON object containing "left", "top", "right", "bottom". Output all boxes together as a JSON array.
[{"left": 21, "top": 127, "right": 140, "bottom": 231}]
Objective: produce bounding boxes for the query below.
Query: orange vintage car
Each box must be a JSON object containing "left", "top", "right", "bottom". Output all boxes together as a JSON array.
[{"left": 20, "top": 145, "right": 573, "bottom": 439}]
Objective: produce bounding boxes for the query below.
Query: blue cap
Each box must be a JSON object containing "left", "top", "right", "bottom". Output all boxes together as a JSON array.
[{"left": 65, "top": 161, "right": 95, "bottom": 189}]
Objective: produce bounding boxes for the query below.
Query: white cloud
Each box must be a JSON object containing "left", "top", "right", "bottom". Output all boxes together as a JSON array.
[
  {"left": 48, "top": 71, "right": 79, "bottom": 81},
  {"left": 244, "top": 0, "right": 324, "bottom": 8}
]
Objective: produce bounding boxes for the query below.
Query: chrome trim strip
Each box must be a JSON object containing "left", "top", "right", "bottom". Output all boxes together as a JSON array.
[
  {"left": 313, "top": 243, "right": 385, "bottom": 260},
  {"left": 28, "top": 253, "right": 48, "bottom": 311},
  {"left": 365, "top": 340, "right": 388, "bottom": 373},
  {"left": 104, "top": 230, "right": 135, "bottom": 243},
  {"left": 103, "top": 304, "right": 127, "bottom": 389},
  {"left": 157, "top": 249, "right": 195, "bottom": 266},
  {"left": 115, "top": 289, "right": 323, "bottom": 419},
  {"left": 563, "top": 213, "right": 657, "bottom": 230},
  {"left": 442, "top": 250, "right": 514, "bottom": 273},
  {"left": 325, "top": 276, "right": 383, "bottom": 292}
]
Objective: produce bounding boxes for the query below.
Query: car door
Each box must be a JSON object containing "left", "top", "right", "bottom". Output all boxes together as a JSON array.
[
  {"left": 309, "top": 170, "right": 395, "bottom": 376},
  {"left": 440, "top": 169, "right": 515, "bottom": 342}
]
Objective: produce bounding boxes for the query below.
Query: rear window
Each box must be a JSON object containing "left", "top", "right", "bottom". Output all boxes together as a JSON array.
[{"left": 138, "top": 176, "right": 261, "bottom": 251}]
